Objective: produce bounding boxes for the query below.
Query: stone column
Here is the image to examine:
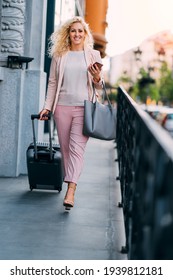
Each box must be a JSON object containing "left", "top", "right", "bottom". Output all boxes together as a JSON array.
[
  {"left": 0, "top": 0, "right": 47, "bottom": 176},
  {"left": 0, "top": 0, "right": 25, "bottom": 64}
]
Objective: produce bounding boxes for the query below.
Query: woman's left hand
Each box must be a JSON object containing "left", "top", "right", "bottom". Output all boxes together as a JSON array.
[{"left": 88, "top": 64, "right": 101, "bottom": 83}]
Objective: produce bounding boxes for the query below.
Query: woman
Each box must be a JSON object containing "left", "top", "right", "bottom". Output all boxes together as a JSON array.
[{"left": 39, "top": 16, "right": 103, "bottom": 210}]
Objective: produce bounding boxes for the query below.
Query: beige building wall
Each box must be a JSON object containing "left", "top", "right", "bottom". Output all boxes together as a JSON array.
[{"left": 109, "top": 30, "right": 173, "bottom": 87}]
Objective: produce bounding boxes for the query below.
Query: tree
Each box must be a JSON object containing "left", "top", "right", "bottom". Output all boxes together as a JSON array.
[
  {"left": 158, "top": 61, "right": 173, "bottom": 105},
  {"left": 130, "top": 67, "right": 159, "bottom": 103}
]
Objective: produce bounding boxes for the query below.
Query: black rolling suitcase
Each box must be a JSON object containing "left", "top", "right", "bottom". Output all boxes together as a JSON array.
[{"left": 26, "top": 114, "right": 63, "bottom": 191}]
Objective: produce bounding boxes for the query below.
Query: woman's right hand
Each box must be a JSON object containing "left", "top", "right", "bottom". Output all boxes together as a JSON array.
[{"left": 39, "top": 109, "right": 50, "bottom": 120}]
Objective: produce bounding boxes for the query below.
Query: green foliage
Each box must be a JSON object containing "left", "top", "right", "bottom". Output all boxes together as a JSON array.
[
  {"left": 158, "top": 61, "right": 173, "bottom": 104},
  {"left": 130, "top": 83, "right": 159, "bottom": 103},
  {"left": 115, "top": 61, "right": 173, "bottom": 104},
  {"left": 108, "top": 91, "right": 117, "bottom": 102},
  {"left": 117, "top": 67, "right": 159, "bottom": 103},
  {"left": 128, "top": 67, "right": 158, "bottom": 102}
]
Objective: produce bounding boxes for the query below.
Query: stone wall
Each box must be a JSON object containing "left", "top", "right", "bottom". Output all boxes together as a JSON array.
[
  {"left": 1, "top": 0, "right": 25, "bottom": 55},
  {"left": 0, "top": 0, "right": 47, "bottom": 176}
]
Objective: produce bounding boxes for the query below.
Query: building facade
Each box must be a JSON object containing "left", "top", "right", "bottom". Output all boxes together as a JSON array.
[
  {"left": 109, "top": 30, "right": 173, "bottom": 87},
  {"left": 0, "top": 0, "right": 108, "bottom": 177}
]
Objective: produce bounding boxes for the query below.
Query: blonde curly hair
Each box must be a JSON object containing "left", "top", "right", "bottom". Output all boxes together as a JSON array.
[{"left": 48, "top": 16, "right": 94, "bottom": 57}]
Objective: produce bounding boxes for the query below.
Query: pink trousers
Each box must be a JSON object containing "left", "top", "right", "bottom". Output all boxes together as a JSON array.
[{"left": 54, "top": 105, "right": 89, "bottom": 185}]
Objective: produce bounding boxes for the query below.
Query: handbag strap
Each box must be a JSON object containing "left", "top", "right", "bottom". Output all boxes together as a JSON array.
[{"left": 92, "top": 81, "right": 112, "bottom": 107}]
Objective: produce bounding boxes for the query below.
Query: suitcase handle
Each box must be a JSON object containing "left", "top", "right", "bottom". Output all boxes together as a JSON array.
[
  {"left": 31, "top": 113, "right": 53, "bottom": 160},
  {"left": 31, "top": 113, "right": 51, "bottom": 120}
]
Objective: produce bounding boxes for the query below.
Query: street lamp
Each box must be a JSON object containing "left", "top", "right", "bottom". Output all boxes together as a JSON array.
[
  {"left": 157, "top": 47, "right": 165, "bottom": 62},
  {"left": 7, "top": 56, "right": 34, "bottom": 69},
  {"left": 133, "top": 47, "right": 142, "bottom": 61}
]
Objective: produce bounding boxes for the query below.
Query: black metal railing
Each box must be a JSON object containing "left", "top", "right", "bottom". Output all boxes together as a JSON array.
[{"left": 116, "top": 86, "right": 173, "bottom": 259}]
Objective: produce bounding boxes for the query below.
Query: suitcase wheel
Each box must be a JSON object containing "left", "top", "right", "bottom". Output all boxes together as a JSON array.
[{"left": 30, "top": 185, "right": 35, "bottom": 191}]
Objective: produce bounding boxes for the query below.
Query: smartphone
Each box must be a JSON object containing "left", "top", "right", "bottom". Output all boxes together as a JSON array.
[{"left": 93, "top": 62, "right": 103, "bottom": 70}]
